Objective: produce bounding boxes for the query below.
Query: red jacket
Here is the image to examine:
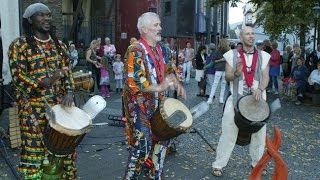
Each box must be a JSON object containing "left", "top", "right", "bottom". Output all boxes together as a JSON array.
[{"left": 269, "top": 49, "right": 281, "bottom": 66}]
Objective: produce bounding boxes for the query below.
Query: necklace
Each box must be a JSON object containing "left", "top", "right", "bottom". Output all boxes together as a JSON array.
[
  {"left": 242, "top": 47, "right": 255, "bottom": 54},
  {"left": 33, "top": 35, "right": 52, "bottom": 43}
]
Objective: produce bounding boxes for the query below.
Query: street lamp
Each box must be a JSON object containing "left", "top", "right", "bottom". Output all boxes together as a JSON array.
[
  {"left": 245, "top": 9, "right": 253, "bottom": 26},
  {"left": 312, "top": 3, "right": 320, "bottom": 51}
]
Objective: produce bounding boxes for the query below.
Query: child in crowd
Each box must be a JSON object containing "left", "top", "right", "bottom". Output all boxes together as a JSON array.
[
  {"left": 178, "top": 49, "right": 185, "bottom": 82},
  {"left": 97, "top": 58, "right": 110, "bottom": 98},
  {"left": 113, "top": 54, "right": 124, "bottom": 92}
]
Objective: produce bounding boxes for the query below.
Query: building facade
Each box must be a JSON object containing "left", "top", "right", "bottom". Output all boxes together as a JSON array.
[{"left": 196, "top": 0, "right": 229, "bottom": 46}]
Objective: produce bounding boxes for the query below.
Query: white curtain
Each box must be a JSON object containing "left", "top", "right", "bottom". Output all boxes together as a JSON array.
[{"left": 0, "top": 0, "right": 20, "bottom": 85}]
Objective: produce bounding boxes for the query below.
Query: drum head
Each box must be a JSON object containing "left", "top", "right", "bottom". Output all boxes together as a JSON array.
[
  {"left": 50, "top": 105, "right": 92, "bottom": 136},
  {"left": 162, "top": 98, "right": 192, "bottom": 129},
  {"left": 237, "top": 95, "right": 270, "bottom": 122}
]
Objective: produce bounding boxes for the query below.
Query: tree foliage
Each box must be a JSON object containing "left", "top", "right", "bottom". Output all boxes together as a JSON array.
[
  {"left": 229, "top": 29, "right": 238, "bottom": 39},
  {"left": 208, "top": 0, "right": 319, "bottom": 48}
]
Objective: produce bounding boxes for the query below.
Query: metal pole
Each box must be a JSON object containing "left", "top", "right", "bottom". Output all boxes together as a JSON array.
[
  {"left": 314, "top": 20, "right": 317, "bottom": 51},
  {"left": 192, "top": 127, "right": 215, "bottom": 152},
  {"left": 318, "top": 17, "right": 320, "bottom": 48},
  {"left": 174, "top": 38, "right": 179, "bottom": 99}
]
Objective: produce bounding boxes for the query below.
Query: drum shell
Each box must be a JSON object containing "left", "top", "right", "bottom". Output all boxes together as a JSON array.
[
  {"left": 151, "top": 108, "right": 184, "bottom": 141},
  {"left": 236, "top": 131, "right": 251, "bottom": 146},
  {"left": 74, "top": 75, "right": 94, "bottom": 90},
  {"left": 82, "top": 77, "right": 94, "bottom": 90},
  {"left": 43, "top": 124, "right": 86, "bottom": 156},
  {"left": 234, "top": 108, "right": 267, "bottom": 134},
  {"left": 234, "top": 95, "right": 270, "bottom": 134}
]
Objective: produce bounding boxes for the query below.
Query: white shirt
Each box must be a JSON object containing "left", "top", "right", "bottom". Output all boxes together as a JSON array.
[
  {"left": 308, "top": 69, "right": 320, "bottom": 85},
  {"left": 184, "top": 48, "right": 195, "bottom": 62},
  {"left": 223, "top": 49, "right": 270, "bottom": 100}
]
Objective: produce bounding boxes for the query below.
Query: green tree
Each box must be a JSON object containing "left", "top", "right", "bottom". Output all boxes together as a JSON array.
[
  {"left": 229, "top": 29, "right": 238, "bottom": 39},
  {"left": 208, "top": 0, "right": 319, "bottom": 50}
]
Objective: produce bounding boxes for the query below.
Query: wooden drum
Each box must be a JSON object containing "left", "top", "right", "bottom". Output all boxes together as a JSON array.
[
  {"left": 44, "top": 105, "right": 92, "bottom": 156},
  {"left": 151, "top": 98, "right": 193, "bottom": 141},
  {"left": 73, "top": 71, "right": 94, "bottom": 91},
  {"left": 234, "top": 95, "right": 270, "bottom": 146}
]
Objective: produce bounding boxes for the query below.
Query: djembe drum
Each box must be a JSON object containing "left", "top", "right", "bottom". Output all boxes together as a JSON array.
[
  {"left": 151, "top": 98, "right": 193, "bottom": 141},
  {"left": 234, "top": 95, "right": 270, "bottom": 146},
  {"left": 42, "top": 105, "right": 92, "bottom": 179},
  {"left": 73, "top": 71, "right": 94, "bottom": 91}
]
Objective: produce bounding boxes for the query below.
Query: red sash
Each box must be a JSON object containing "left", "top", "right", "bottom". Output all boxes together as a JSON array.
[
  {"left": 238, "top": 49, "right": 258, "bottom": 88},
  {"left": 139, "top": 38, "right": 165, "bottom": 83}
]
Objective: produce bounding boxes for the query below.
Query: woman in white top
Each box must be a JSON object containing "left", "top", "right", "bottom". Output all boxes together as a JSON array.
[
  {"left": 183, "top": 42, "right": 195, "bottom": 83},
  {"left": 308, "top": 61, "right": 320, "bottom": 90},
  {"left": 69, "top": 44, "right": 78, "bottom": 68}
]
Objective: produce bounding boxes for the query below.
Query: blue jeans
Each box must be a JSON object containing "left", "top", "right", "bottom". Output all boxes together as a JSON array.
[{"left": 268, "top": 76, "right": 279, "bottom": 91}]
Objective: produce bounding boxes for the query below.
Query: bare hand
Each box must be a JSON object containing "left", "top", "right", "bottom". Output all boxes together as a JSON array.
[
  {"left": 163, "top": 74, "right": 186, "bottom": 99},
  {"left": 38, "top": 68, "right": 68, "bottom": 87},
  {"left": 253, "top": 88, "right": 262, "bottom": 101},
  {"left": 175, "top": 82, "right": 186, "bottom": 99},
  {"left": 62, "top": 92, "right": 74, "bottom": 107}
]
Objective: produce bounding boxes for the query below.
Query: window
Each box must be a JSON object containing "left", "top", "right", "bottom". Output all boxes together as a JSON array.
[
  {"left": 164, "top": 1, "right": 171, "bottom": 15},
  {"left": 149, "top": 7, "right": 157, "bottom": 13}
]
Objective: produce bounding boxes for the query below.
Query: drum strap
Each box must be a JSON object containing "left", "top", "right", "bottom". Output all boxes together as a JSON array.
[{"left": 232, "top": 49, "right": 263, "bottom": 107}]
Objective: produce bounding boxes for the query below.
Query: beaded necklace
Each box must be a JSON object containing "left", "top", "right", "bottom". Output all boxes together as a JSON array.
[{"left": 33, "top": 35, "right": 52, "bottom": 43}]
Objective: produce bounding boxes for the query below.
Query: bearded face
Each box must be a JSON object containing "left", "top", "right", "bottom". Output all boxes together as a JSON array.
[{"left": 144, "top": 17, "right": 162, "bottom": 43}]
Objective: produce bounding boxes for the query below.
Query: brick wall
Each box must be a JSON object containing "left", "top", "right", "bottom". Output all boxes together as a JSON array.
[{"left": 22, "top": 0, "right": 63, "bottom": 39}]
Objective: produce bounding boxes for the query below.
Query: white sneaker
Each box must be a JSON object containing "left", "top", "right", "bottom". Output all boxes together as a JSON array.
[
  {"left": 219, "top": 99, "right": 224, "bottom": 104},
  {"left": 207, "top": 98, "right": 213, "bottom": 104}
]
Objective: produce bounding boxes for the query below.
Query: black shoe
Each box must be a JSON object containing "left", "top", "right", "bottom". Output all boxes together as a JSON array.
[
  {"left": 196, "top": 94, "right": 202, "bottom": 97},
  {"left": 203, "top": 94, "right": 210, "bottom": 98}
]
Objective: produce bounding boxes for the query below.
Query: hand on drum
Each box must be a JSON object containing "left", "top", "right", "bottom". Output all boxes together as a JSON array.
[
  {"left": 163, "top": 74, "right": 186, "bottom": 99},
  {"left": 252, "top": 88, "right": 263, "bottom": 101},
  {"left": 62, "top": 92, "right": 74, "bottom": 107}
]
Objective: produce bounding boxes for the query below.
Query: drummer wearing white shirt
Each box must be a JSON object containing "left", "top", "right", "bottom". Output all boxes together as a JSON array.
[{"left": 211, "top": 26, "right": 270, "bottom": 177}]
